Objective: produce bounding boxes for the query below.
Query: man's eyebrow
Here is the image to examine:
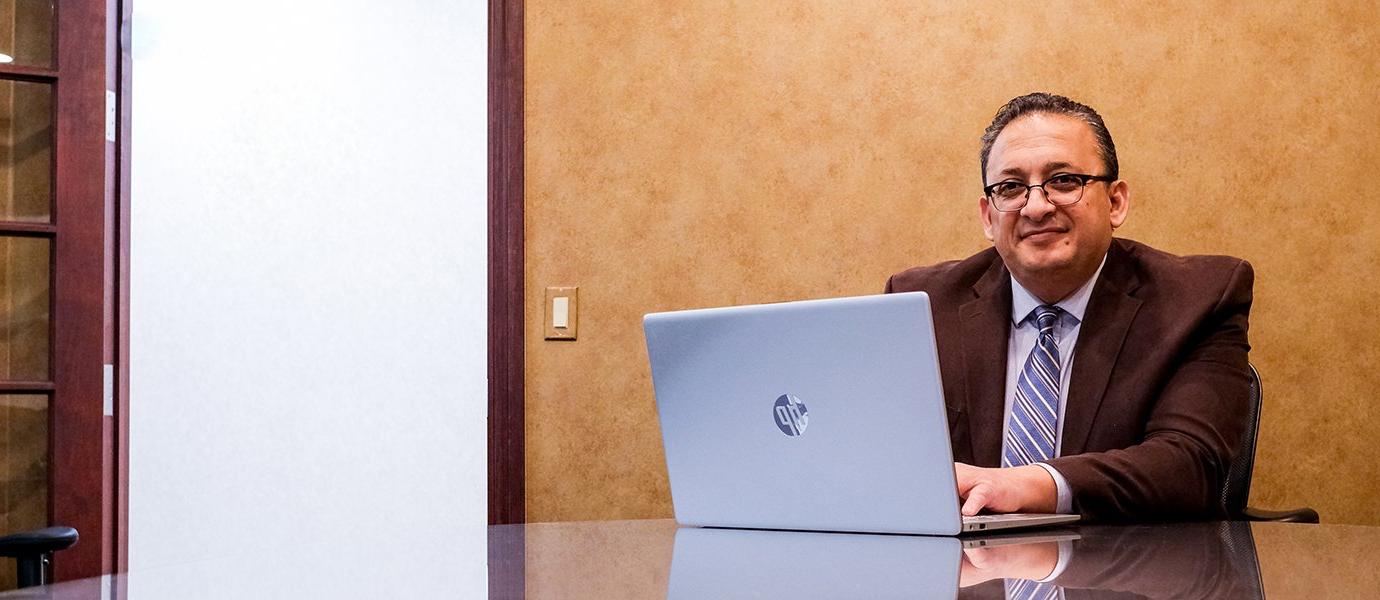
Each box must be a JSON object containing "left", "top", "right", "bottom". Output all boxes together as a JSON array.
[{"left": 995, "top": 161, "right": 1078, "bottom": 180}]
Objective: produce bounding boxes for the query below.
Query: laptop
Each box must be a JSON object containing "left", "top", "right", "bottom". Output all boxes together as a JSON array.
[{"left": 643, "top": 292, "right": 1078, "bottom": 535}]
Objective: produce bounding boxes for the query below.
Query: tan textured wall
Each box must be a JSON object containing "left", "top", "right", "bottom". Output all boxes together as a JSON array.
[{"left": 525, "top": 1, "right": 1380, "bottom": 524}]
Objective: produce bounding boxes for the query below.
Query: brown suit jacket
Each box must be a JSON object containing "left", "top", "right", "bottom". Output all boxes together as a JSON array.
[{"left": 885, "top": 238, "right": 1253, "bottom": 521}]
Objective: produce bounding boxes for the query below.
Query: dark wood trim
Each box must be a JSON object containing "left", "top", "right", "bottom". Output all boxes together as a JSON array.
[
  {"left": 49, "top": 0, "right": 115, "bottom": 582},
  {"left": 0, "top": 65, "right": 59, "bottom": 83},
  {"left": 114, "top": 0, "right": 132, "bottom": 575},
  {"left": 488, "top": 0, "right": 525, "bottom": 528},
  {"left": 0, "top": 222, "right": 58, "bottom": 235}
]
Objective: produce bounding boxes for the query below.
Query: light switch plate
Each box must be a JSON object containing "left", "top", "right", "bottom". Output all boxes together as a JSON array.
[{"left": 544, "top": 286, "right": 578, "bottom": 340}]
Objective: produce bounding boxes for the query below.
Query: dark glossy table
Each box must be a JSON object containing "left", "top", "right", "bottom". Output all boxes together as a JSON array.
[
  {"left": 4, "top": 519, "right": 1378, "bottom": 598},
  {"left": 493, "top": 519, "right": 1380, "bottom": 599}
]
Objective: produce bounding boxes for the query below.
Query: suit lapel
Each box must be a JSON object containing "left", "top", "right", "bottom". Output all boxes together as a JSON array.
[
  {"left": 958, "top": 258, "right": 1012, "bottom": 467},
  {"left": 1061, "top": 240, "right": 1143, "bottom": 456}
]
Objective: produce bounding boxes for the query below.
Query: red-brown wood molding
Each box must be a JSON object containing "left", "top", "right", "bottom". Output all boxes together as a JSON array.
[{"left": 488, "top": 0, "right": 525, "bottom": 528}]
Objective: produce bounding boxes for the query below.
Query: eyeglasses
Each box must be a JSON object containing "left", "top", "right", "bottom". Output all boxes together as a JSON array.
[{"left": 983, "top": 173, "right": 1114, "bottom": 212}]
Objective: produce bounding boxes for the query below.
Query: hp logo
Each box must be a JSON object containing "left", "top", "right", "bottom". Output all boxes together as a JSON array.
[{"left": 773, "top": 394, "right": 809, "bottom": 436}]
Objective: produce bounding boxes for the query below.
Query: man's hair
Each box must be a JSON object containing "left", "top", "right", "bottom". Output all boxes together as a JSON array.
[{"left": 979, "top": 92, "right": 1119, "bottom": 184}]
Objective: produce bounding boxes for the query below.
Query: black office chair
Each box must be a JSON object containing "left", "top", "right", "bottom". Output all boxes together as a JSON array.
[
  {"left": 0, "top": 526, "right": 78, "bottom": 589},
  {"left": 1221, "top": 364, "right": 1319, "bottom": 522},
  {"left": 1216, "top": 520, "right": 1267, "bottom": 598}
]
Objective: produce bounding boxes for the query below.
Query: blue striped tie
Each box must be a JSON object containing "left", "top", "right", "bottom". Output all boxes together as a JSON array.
[
  {"left": 1005, "top": 577, "right": 1062, "bottom": 600},
  {"left": 1003, "top": 305, "right": 1061, "bottom": 468}
]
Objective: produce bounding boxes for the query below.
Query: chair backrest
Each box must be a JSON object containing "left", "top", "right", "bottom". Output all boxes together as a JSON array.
[
  {"left": 1221, "top": 363, "right": 1262, "bottom": 516},
  {"left": 1216, "top": 520, "right": 1266, "bottom": 598},
  {"left": 0, "top": 526, "right": 78, "bottom": 588}
]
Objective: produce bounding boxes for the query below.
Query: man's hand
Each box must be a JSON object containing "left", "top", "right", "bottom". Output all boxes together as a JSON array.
[
  {"left": 959, "top": 542, "right": 1061, "bottom": 587},
  {"left": 955, "top": 462, "right": 1058, "bottom": 515}
]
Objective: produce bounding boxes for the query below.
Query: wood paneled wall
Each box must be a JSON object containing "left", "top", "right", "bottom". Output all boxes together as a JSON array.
[{"left": 524, "top": 0, "right": 1380, "bottom": 524}]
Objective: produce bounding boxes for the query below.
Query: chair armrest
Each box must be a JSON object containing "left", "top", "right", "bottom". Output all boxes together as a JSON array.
[
  {"left": 0, "top": 527, "right": 79, "bottom": 558},
  {"left": 1239, "top": 506, "right": 1320, "bottom": 523}
]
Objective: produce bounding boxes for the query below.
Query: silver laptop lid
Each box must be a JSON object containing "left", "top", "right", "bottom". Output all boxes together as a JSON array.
[{"left": 644, "top": 292, "right": 963, "bottom": 535}]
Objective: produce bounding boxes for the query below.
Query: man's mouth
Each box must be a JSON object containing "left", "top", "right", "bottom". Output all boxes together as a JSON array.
[{"left": 1020, "top": 227, "right": 1067, "bottom": 240}]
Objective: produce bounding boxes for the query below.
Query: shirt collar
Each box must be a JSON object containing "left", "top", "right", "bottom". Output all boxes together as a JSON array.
[{"left": 1010, "top": 253, "right": 1108, "bottom": 327}]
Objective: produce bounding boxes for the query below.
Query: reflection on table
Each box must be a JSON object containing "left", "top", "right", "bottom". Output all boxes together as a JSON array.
[
  {"left": 505, "top": 519, "right": 1380, "bottom": 599},
  {"left": 3, "top": 518, "right": 1379, "bottom": 598}
]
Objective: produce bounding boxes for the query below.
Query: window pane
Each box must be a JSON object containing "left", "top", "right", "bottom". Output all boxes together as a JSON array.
[
  {"left": 0, "top": 394, "right": 47, "bottom": 592},
  {"left": 0, "top": 235, "right": 47, "bottom": 380},
  {"left": 0, "top": 79, "right": 51, "bottom": 223},
  {"left": 0, "top": 0, "right": 53, "bottom": 68}
]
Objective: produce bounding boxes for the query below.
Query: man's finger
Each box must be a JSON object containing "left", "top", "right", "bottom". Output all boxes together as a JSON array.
[
  {"left": 954, "top": 462, "right": 977, "bottom": 494},
  {"left": 962, "top": 485, "right": 989, "bottom": 516},
  {"left": 962, "top": 547, "right": 996, "bottom": 570},
  {"left": 959, "top": 548, "right": 1000, "bottom": 588}
]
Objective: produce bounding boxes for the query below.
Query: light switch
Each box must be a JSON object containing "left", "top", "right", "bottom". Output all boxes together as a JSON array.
[
  {"left": 545, "top": 286, "right": 578, "bottom": 340},
  {"left": 552, "top": 297, "right": 570, "bottom": 328}
]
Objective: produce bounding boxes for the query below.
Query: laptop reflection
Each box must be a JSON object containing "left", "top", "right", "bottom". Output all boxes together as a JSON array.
[
  {"left": 669, "top": 526, "right": 966, "bottom": 599},
  {"left": 669, "top": 522, "right": 1263, "bottom": 600}
]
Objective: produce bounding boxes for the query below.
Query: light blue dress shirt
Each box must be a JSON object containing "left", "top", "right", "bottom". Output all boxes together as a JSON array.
[{"left": 1002, "top": 254, "right": 1107, "bottom": 515}]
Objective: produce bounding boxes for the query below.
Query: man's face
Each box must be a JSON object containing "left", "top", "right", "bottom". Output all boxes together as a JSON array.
[{"left": 979, "top": 113, "right": 1129, "bottom": 300}]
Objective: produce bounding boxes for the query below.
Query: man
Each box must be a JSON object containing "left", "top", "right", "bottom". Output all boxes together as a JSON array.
[{"left": 886, "top": 93, "right": 1252, "bottom": 521}]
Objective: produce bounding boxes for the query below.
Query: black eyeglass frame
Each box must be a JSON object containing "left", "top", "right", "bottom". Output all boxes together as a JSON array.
[{"left": 983, "top": 173, "right": 1116, "bottom": 212}]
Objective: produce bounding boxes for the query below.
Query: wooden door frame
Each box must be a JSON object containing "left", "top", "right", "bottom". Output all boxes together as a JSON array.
[
  {"left": 47, "top": 0, "right": 121, "bottom": 582},
  {"left": 488, "top": 0, "right": 525, "bottom": 528}
]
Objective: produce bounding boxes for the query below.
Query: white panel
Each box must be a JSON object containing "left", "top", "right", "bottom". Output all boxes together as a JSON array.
[{"left": 128, "top": 0, "right": 487, "bottom": 593}]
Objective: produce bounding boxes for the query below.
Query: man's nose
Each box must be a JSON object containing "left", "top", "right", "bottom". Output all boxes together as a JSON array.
[{"left": 1020, "top": 186, "right": 1057, "bottom": 220}]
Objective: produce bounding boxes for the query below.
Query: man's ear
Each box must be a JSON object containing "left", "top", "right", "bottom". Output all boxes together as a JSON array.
[
  {"left": 979, "top": 196, "right": 996, "bottom": 241},
  {"left": 1107, "top": 180, "right": 1130, "bottom": 229}
]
